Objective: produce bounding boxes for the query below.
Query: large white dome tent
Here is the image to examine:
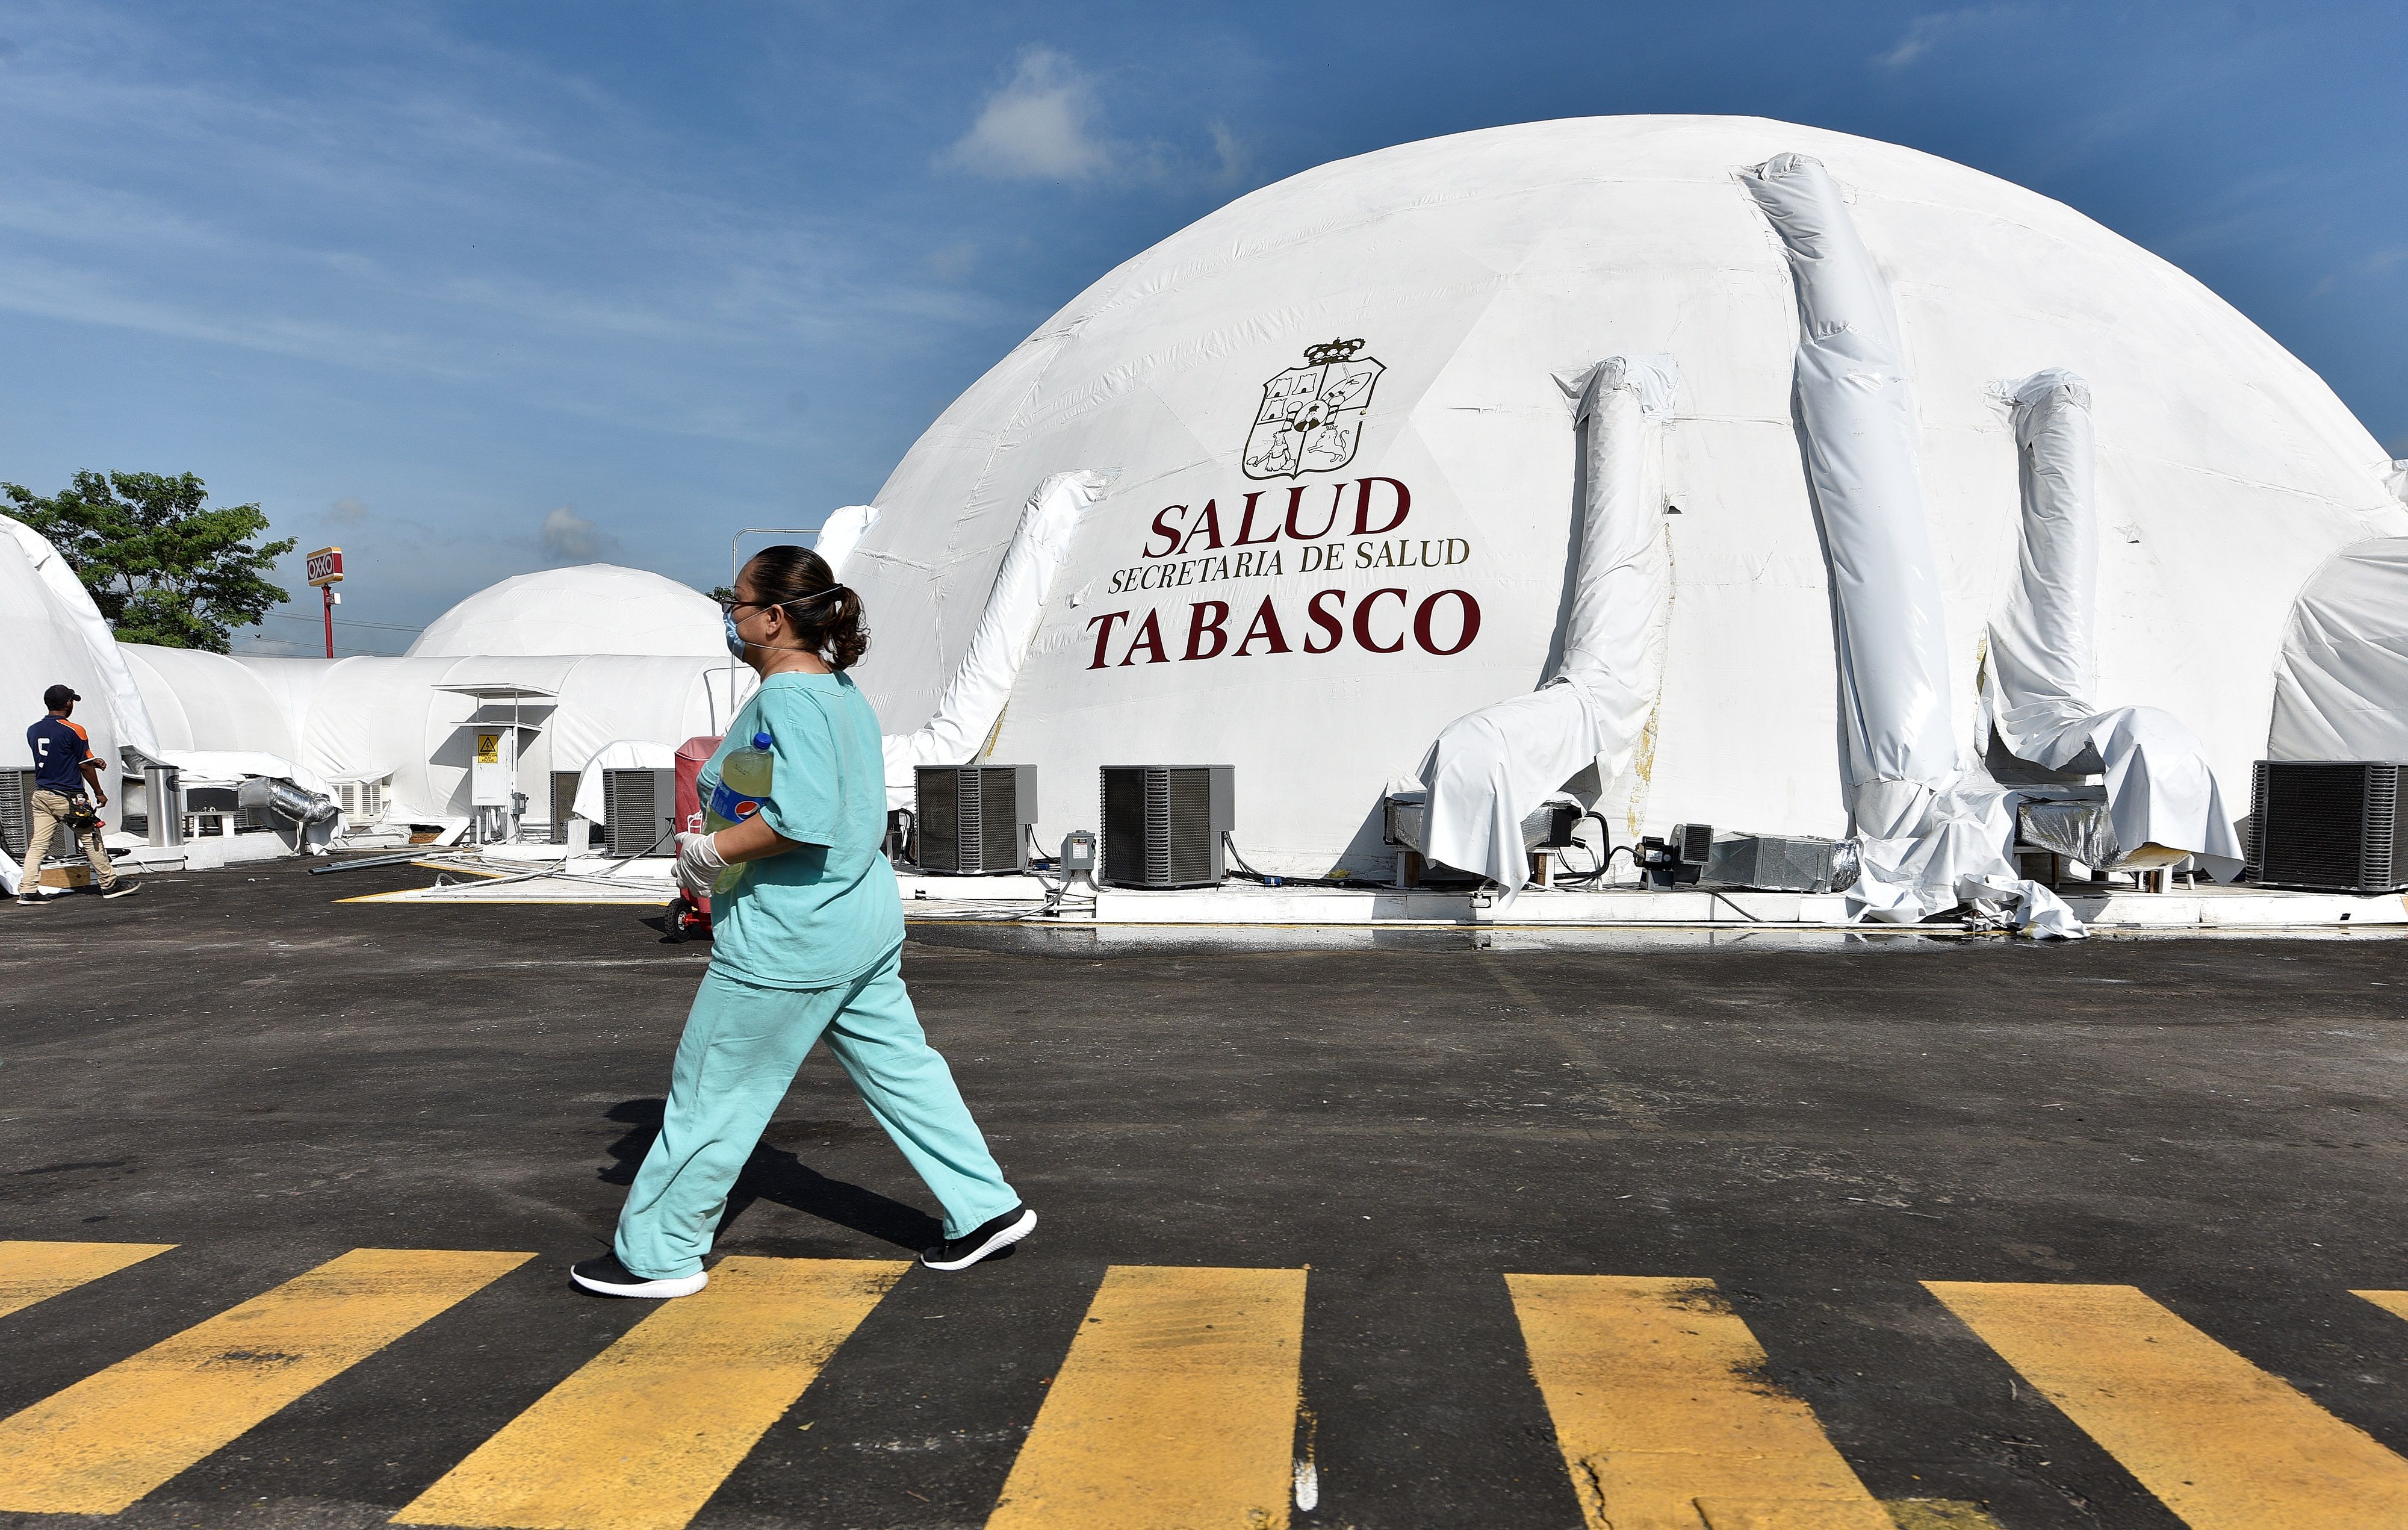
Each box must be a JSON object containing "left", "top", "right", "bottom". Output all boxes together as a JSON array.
[
  {"left": 837, "top": 115, "right": 2408, "bottom": 883},
  {"left": 405, "top": 564, "right": 724, "bottom": 659}
]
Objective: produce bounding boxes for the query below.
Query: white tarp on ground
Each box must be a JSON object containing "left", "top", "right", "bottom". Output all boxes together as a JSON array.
[
  {"left": 880, "top": 470, "right": 1107, "bottom": 806},
  {"left": 837, "top": 117, "right": 2406, "bottom": 877},
  {"left": 1987, "top": 371, "right": 2245, "bottom": 878},
  {"left": 1744, "top": 154, "right": 2078, "bottom": 936},
  {"left": 1415, "top": 356, "right": 1677, "bottom": 892},
  {"left": 2269, "top": 536, "right": 2408, "bottom": 762}
]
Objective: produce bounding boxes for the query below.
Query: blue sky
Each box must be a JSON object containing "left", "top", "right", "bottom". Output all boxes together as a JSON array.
[{"left": 1, "top": 1, "right": 2401, "bottom": 655}]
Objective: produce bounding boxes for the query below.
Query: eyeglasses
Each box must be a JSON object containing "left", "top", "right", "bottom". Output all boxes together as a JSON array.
[{"left": 718, "top": 590, "right": 834, "bottom": 615}]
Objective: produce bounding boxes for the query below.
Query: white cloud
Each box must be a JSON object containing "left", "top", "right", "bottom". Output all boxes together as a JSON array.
[
  {"left": 926, "top": 239, "right": 978, "bottom": 281},
  {"left": 234, "top": 633, "right": 309, "bottom": 656},
  {"left": 940, "top": 48, "right": 1114, "bottom": 182},
  {"left": 1872, "top": 8, "right": 2017, "bottom": 70},
  {"left": 329, "top": 495, "right": 370, "bottom": 523},
  {"left": 539, "top": 504, "right": 618, "bottom": 561},
  {"left": 1206, "top": 120, "right": 1248, "bottom": 186}
]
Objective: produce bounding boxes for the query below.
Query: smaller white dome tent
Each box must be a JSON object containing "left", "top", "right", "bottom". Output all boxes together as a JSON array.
[
  {"left": 118, "top": 650, "right": 752, "bottom": 829},
  {"left": 405, "top": 564, "right": 722, "bottom": 659}
]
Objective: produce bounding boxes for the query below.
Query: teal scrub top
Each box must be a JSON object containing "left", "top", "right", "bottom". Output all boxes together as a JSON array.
[{"left": 700, "top": 670, "right": 903, "bottom": 989}]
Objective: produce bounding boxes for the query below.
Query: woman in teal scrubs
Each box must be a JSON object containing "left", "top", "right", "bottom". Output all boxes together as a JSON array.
[{"left": 573, "top": 545, "right": 1034, "bottom": 1297}]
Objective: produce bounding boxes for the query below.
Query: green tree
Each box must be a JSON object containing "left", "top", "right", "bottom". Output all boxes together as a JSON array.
[{"left": 3, "top": 471, "right": 296, "bottom": 652}]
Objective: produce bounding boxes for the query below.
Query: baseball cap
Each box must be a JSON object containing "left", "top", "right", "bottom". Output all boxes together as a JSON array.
[{"left": 43, "top": 684, "right": 81, "bottom": 710}]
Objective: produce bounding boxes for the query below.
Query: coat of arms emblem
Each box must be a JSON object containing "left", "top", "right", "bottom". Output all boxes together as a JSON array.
[{"left": 1242, "top": 338, "right": 1385, "bottom": 480}]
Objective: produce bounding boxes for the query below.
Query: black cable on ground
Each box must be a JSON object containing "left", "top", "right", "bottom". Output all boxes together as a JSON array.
[{"left": 1221, "top": 832, "right": 1358, "bottom": 888}]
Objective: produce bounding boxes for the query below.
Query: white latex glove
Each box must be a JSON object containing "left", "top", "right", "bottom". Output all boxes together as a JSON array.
[{"left": 675, "top": 831, "right": 729, "bottom": 898}]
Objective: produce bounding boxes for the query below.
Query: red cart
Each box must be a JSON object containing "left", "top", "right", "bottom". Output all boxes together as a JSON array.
[{"left": 663, "top": 733, "right": 721, "bottom": 942}]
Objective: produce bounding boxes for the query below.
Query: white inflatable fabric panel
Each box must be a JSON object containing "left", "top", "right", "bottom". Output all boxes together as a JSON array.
[
  {"left": 812, "top": 505, "right": 881, "bottom": 580},
  {"left": 2269, "top": 536, "right": 2408, "bottom": 763},
  {"left": 1, "top": 514, "right": 159, "bottom": 762},
  {"left": 880, "top": 470, "right": 1108, "bottom": 806},
  {"left": 1985, "top": 372, "right": 2245, "bottom": 879},
  {"left": 1742, "top": 153, "right": 1957, "bottom": 833},
  {"left": 1990, "top": 370, "right": 2099, "bottom": 755},
  {"left": 1415, "top": 356, "right": 1676, "bottom": 892},
  {"left": 123, "top": 644, "right": 301, "bottom": 758},
  {"left": 1742, "top": 160, "right": 2076, "bottom": 935}
]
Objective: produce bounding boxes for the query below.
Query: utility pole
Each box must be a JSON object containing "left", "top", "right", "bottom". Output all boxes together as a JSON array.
[{"left": 306, "top": 546, "right": 345, "bottom": 658}]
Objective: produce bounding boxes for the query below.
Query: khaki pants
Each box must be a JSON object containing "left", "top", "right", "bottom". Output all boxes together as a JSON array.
[{"left": 21, "top": 789, "right": 117, "bottom": 894}]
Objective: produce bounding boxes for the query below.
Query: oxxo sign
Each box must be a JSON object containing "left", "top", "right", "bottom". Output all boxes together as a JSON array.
[
  {"left": 1081, "top": 340, "right": 1481, "bottom": 671},
  {"left": 305, "top": 547, "right": 345, "bottom": 586}
]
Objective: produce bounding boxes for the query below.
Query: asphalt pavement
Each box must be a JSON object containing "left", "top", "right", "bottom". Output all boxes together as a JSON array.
[{"left": 2, "top": 862, "right": 2405, "bottom": 1529}]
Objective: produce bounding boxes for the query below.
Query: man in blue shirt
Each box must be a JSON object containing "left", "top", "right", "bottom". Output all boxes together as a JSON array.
[{"left": 17, "top": 685, "right": 139, "bottom": 906}]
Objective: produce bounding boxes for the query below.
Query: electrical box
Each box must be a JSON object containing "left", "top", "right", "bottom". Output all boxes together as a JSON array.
[
  {"left": 601, "top": 767, "right": 678, "bottom": 857},
  {"left": 1637, "top": 821, "right": 1715, "bottom": 889},
  {"left": 915, "top": 765, "right": 1038, "bottom": 874},
  {"left": 2250, "top": 760, "right": 2408, "bottom": 892},
  {"left": 470, "top": 727, "right": 517, "bottom": 809},
  {"left": 1058, "top": 829, "right": 1097, "bottom": 875},
  {"left": 1099, "top": 765, "right": 1233, "bottom": 889}
]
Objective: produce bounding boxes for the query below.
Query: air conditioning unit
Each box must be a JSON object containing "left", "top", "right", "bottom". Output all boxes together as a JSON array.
[
  {"left": 2250, "top": 760, "right": 2408, "bottom": 892},
  {"left": 914, "top": 765, "right": 1036, "bottom": 874},
  {"left": 1099, "top": 765, "right": 1233, "bottom": 889},
  {"left": 0, "top": 770, "right": 33, "bottom": 859},
  {"left": 550, "top": 771, "right": 582, "bottom": 845},
  {"left": 601, "top": 767, "right": 678, "bottom": 857},
  {"left": 337, "top": 777, "right": 386, "bottom": 823}
]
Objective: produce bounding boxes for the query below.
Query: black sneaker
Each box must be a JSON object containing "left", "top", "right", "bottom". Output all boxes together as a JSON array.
[
  {"left": 569, "top": 1252, "right": 708, "bottom": 1298},
  {"left": 15, "top": 893, "right": 43, "bottom": 907},
  {"left": 922, "top": 1206, "right": 1037, "bottom": 1271},
  {"left": 99, "top": 881, "right": 142, "bottom": 900}
]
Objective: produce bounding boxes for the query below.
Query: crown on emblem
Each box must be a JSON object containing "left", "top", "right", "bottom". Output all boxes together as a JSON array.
[{"left": 1303, "top": 337, "right": 1365, "bottom": 366}]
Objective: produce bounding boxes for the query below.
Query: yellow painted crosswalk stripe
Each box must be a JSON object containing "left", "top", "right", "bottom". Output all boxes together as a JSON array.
[
  {"left": 395, "top": 1256, "right": 907, "bottom": 1530},
  {"left": 1926, "top": 1281, "right": 2408, "bottom": 1530},
  {"left": 0, "top": 1247, "right": 529, "bottom": 1516},
  {"left": 986, "top": 1264, "right": 1308, "bottom": 1530},
  {"left": 2353, "top": 1289, "right": 2408, "bottom": 1325},
  {"left": 0, "top": 1240, "right": 176, "bottom": 1320},
  {"left": 1506, "top": 1273, "right": 1893, "bottom": 1530}
]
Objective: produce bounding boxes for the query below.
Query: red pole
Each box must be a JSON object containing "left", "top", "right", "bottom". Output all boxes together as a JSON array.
[{"left": 323, "top": 585, "right": 335, "bottom": 658}]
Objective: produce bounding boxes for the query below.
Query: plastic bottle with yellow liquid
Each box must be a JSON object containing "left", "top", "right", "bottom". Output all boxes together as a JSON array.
[{"left": 703, "top": 731, "right": 774, "bottom": 896}]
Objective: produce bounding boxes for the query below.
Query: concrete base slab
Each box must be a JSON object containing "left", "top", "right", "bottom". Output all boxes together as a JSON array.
[{"left": 331, "top": 851, "right": 2408, "bottom": 936}]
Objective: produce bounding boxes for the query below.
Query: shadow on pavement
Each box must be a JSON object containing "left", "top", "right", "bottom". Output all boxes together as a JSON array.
[{"left": 595, "top": 1096, "right": 941, "bottom": 1253}]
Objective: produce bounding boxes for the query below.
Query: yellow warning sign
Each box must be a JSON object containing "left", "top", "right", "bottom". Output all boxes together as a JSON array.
[{"left": 475, "top": 732, "right": 502, "bottom": 765}]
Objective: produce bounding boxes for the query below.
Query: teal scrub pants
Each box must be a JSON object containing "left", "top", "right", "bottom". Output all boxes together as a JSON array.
[{"left": 614, "top": 944, "right": 1020, "bottom": 1279}]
